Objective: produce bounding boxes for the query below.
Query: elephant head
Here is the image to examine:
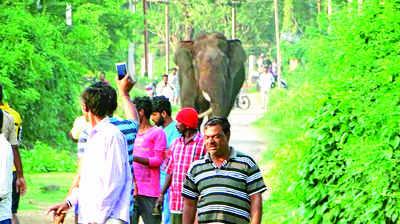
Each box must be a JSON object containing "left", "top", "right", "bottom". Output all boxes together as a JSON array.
[{"left": 174, "top": 32, "right": 247, "bottom": 123}]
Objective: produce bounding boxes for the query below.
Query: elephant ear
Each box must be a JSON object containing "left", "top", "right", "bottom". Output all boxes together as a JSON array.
[
  {"left": 174, "top": 41, "right": 199, "bottom": 108},
  {"left": 227, "top": 40, "right": 246, "bottom": 78}
]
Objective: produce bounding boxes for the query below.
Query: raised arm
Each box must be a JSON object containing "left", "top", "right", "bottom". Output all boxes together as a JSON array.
[{"left": 115, "top": 74, "right": 139, "bottom": 123}]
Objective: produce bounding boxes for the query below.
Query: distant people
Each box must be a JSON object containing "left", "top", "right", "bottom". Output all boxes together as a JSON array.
[
  {"left": 169, "top": 68, "right": 180, "bottom": 105},
  {"left": 156, "top": 107, "right": 206, "bottom": 224},
  {"left": 258, "top": 67, "right": 275, "bottom": 109},
  {"left": 156, "top": 75, "right": 174, "bottom": 100},
  {"left": 0, "top": 109, "right": 14, "bottom": 224},
  {"left": 99, "top": 72, "right": 110, "bottom": 84},
  {"left": 131, "top": 96, "right": 167, "bottom": 224},
  {"left": 0, "top": 84, "right": 26, "bottom": 224},
  {"left": 182, "top": 117, "right": 267, "bottom": 224},
  {"left": 48, "top": 82, "right": 133, "bottom": 224},
  {"left": 151, "top": 96, "right": 181, "bottom": 224},
  {"left": 256, "top": 54, "right": 265, "bottom": 74}
]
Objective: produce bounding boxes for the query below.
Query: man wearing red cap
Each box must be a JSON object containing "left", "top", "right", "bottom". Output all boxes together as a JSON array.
[{"left": 156, "top": 107, "right": 206, "bottom": 224}]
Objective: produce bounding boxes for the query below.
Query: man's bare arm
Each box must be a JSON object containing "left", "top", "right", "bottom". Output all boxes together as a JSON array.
[
  {"left": 250, "top": 193, "right": 263, "bottom": 224},
  {"left": 12, "top": 145, "right": 26, "bottom": 195},
  {"left": 115, "top": 74, "right": 139, "bottom": 123},
  {"left": 183, "top": 198, "right": 197, "bottom": 224}
]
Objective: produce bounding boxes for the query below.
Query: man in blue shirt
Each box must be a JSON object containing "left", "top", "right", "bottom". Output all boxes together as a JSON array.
[{"left": 151, "top": 96, "right": 181, "bottom": 224}]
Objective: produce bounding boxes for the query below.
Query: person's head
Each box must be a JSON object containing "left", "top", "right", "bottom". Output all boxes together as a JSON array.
[
  {"left": 162, "top": 74, "right": 168, "bottom": 83},
  {"left": 171, "top": 68, "right": 177, "bottom": 75},
  {"left": 204, "top": 117, "right": 231, "bottom": 157},
  {"left": 81, "top": 84, "right": 115, "bottom": 120},
  {"left": 99, "top": 72, "right": 106, "bottom": 81},
  {"left": 133, "top": 96, "right": 153, "bottom": 120},
  {"left": 90, "top": 81, "right": 118, "bottom": 116},
  {"left": 151, "top": 96, "right": 172, "bottom": 127},
  {"left": 175, "top": 107, "right": 198, "bottom": 134}
]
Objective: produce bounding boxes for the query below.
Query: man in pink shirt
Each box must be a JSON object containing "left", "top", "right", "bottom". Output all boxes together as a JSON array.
[{"left": 131, "top": 96, "right": 167, "bottom": 224}]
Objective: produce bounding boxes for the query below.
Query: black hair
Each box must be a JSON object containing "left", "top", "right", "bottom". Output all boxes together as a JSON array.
[
  {"left": 81, "top": 83, "right": 116, "bottom": 118},
  {"left": 0, "top": 84, "right": 3, "bottom": 102},
  {"left": 90, "top": 82, "right": 118, "bottom": 116},
  {"left": 133, "top": 96, "right": 153, "bottom": 119},
  {"left": 152, "top": 96, "right": 172, "bottom": 116},
  {"left": 162, "top": 74, "right": 169, "bottom": 78},
  {"left": 204, "top": 116, "right": 231, "bottom": 134}
]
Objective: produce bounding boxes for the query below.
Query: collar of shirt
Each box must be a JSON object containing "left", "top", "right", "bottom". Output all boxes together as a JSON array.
[
  {"left": 205, "top": 146, "right": 236, "bottom": 168},
  {"left": 89, "top": 116, "right": 109, "bottom": 137},
  {"left": 178, "top": 131, "right": 202, "bottom": 145}
]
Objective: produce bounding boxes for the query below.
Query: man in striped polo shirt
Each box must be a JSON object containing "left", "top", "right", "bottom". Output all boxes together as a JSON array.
[{"left": 182, "top": 117, "right": 267, "bottom": 224}]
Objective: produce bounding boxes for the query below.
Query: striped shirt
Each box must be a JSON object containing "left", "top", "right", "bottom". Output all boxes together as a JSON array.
[
  {"left": 182, "top": 148, "right": 267, "bottom": 224},
  {"left": 165, "top": 132, "right": 206, "bottom": 213}
]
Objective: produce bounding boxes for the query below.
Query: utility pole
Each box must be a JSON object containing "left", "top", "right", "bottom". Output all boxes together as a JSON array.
[
  {"left": 165, "top": 1, "right": 169, "bottom": 74},
  {"left": 128, "top": 0, "right": 136, "bottom": 78},
  {"left": 143, "top": 0, "right": 149, "bottom": 77},
  {"left": 273, "top": 0, "right": 282, "bottom": 89},
  {"left": 231, "top": 1, "right": 236, "bottom": 39}
]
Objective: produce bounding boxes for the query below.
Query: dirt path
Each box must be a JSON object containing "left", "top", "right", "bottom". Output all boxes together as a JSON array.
[{"left": 19, "top": 93, "right": 269, "bottom": 224}]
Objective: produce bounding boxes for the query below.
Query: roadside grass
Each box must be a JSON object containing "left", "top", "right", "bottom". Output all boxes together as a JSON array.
[
  {"left": 253, "top": 70, "right": 320, "bottom": 223},
  {"left": 20, "top": 172, "right": 75, "bottom": 211}
]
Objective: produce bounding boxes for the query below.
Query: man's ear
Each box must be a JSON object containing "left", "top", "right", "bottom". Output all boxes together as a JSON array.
[
  {"left": 161, "top": 111, "right": 167, "bottom": 118},
  {"left": 83, "top": 104, "right": 89, "bottom": 112},
  {"left": 225, "top": 131, "right": 231, "bottom": 142}
]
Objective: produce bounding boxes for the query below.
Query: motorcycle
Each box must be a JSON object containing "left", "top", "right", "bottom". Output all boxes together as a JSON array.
[{"left": 235, "top": 91, "right": 251, "bottom": 110}]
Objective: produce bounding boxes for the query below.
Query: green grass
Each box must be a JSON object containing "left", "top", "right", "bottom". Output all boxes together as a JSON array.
[{"left": 20, "top": 172, "right": 75, "bottom": 211}]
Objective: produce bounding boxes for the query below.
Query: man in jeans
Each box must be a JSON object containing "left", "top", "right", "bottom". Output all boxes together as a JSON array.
[
  {"left": 156, "top": 107, "right": 206, "bottom": 224},
  {"left": 0, "top": 109, "right": 14, "bottom": 224},
  {"left": 48, "top": 83, "right": 132, "bottom": 224},
  {"left": 131, "top": 96, "right": 167, "bottom": 224}
]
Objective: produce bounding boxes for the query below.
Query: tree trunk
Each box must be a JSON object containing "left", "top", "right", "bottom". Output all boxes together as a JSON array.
[
  {"left": 317, "top": 0, "right": 321, "bottom": 14},
  {"left": 273, "top": 0, "right": 282, "bottom": 89}
]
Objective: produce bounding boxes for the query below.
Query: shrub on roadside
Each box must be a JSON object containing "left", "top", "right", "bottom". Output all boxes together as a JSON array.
[{"left": 21, "top": 141, "right": 77, "bottom": 173}]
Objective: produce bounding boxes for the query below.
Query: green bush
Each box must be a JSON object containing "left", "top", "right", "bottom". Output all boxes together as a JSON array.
[
  {"left": 21, "top": 141, "right": 77, "bottom": 173},
  {"left": 300, "top": 2, "right": 400, "bottom": 222},
  {"left": 259, "top": 1, "right": 400, "bottom": 223}
]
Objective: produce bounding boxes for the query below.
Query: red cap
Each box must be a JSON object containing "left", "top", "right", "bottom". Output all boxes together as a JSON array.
[{"left": 176, "top": 107, "right": 198, "bottom": 129}]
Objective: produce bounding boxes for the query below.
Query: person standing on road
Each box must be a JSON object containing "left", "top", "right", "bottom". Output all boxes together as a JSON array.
[
  {"left": 258, "top": 67, "right": 274, "bottom": 110},
  {"left": 182, "top": 117, "right": 267, "bottom": 224},
  {"left": 131, "top": 96, "right": 167, "bottom": 224},
  {"left": 0, "top": 109, "right": 14, "bottom": 224},
  {"left": 0, "top": 84, "right": 26, "bottom": 224},
  {"left": 156, "top": 107, "right": 206, "bottom": 224},
  {"left": 48, "top": 83, "right": 132, "bottom": 224},
  {"left": 151, "top": 96, "right": 181, "bottom": 224}
]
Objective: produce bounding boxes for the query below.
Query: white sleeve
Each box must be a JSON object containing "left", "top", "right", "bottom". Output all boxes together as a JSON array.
[{"left": 0, "top": 137, "right": 13, "bottom": 198}]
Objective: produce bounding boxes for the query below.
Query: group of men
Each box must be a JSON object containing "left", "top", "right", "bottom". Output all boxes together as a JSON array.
[
  {"left": 0, "top": 84, "right": 26, "bottom": 224},
  {"left": 2, "top": 71, "right": 267, "bottom": 224}
]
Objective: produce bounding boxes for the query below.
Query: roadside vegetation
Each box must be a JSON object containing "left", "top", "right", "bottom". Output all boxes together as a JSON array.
[{"left": 257, "top": 1, "right": 400, "bottom": 223}]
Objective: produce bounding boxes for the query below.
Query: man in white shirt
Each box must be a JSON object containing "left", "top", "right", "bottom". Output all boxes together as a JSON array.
[
  {"left": 48, "top": 85, "right": 132, "bottom": 224},
  {"left": 0, "top": 109, "right": 14, "bottom": 224},
  {"left": 156, "top": 75, "right": 174, "bottom": 100}
]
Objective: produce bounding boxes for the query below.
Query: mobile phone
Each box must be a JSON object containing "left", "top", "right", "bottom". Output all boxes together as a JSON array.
[{"left": 115, "top": 62, "right": 127, "bottom": 80}]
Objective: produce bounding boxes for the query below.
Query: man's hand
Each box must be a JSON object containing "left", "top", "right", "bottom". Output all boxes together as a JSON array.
[
  {"left": 47, "top": 201, "right": 70, "bottom": 224},
  {"left": 115, "top": 73, "right": 136, "bottom": 96},
  {"left": 16, "top": 176, "right": 26, "bottom": 195},
  {"left": 155, "top": 193, "right": 164, "bottom": 211}
]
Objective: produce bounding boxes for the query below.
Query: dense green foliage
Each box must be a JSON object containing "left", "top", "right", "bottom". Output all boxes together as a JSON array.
[
  {"left": 0, "top": 1, "right": 139, "bottom": 151},
  {"left": 260, "top": 1, "right": 400, "bottom": 223}
]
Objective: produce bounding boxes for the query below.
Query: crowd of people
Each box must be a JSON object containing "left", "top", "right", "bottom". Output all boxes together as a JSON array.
[{"left": 0, "top": 72, "right": 267, "bottom": 224}]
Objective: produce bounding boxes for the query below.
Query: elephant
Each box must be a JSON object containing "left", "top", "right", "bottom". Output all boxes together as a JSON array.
[{"left": 174, "top": 32, "right": 247, "bottom": 124}]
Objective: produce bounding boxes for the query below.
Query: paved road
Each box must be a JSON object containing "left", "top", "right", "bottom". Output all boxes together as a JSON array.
[{"left": 19, "top": 93, "right": 268, "bottom": 224}]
